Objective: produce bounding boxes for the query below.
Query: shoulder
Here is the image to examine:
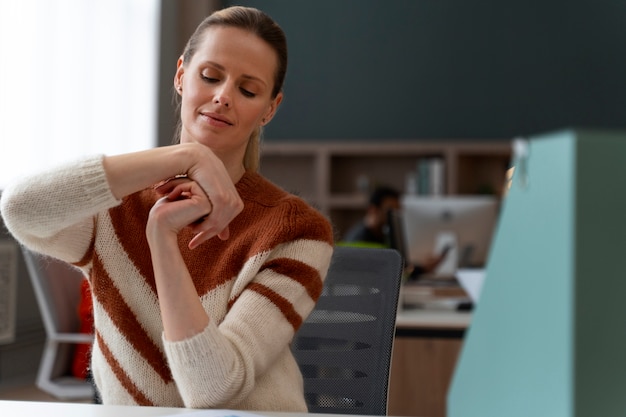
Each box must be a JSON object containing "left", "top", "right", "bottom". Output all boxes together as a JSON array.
[
  {"left": 236, "top": 171, "right": 296, "bottom": 206},
  {"left": 236, "top": 171, "right": 310, "bottom": 212},
  {"left": 235, "top": 172, "right": 334, "bottom": 245}
]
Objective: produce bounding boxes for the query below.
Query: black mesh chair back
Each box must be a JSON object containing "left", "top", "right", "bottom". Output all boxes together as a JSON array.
[{"left": 291, "top": 246, "right": 403, "bottom": 415}]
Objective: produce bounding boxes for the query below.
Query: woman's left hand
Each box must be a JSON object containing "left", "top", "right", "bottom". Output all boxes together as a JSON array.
[{"left": 147, "top": 178, "right": 214, "bottom": 249}]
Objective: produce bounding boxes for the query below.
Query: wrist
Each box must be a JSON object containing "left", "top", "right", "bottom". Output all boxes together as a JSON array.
[
  {"left": 146, "top": 218, "right": 179, "bottom": 251},
  {"left": 147, "top": 233, "right": 179, "bottom": 259},
  {"left": 175, "top": 143, "right": 206, "bottom": 168}
]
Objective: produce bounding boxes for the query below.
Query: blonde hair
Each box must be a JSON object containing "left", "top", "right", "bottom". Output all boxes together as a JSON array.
[
  {"left": 244, "top": 127, "right": 262, "bottom": 172},
  {"left": 174, "top": 6, "right": 287, "bottom": 172}
]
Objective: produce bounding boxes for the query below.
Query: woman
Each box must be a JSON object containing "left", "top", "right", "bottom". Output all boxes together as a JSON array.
[{"left": 0, "top": 6, "right": 334, "bottom": 411}]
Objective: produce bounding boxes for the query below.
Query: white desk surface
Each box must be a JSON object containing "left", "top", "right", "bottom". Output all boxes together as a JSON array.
[
  {"left": 0, "top": 400, "right": 403, "bottom": 417},
  {"left": 0, "top": 401, "right": 190, "bottom": 417},
  {"left": 396, "top": 281, "right": 473, "bottom": 330},
  {"left": 395, "top": 307, "right": 472, "bottom": 330}
]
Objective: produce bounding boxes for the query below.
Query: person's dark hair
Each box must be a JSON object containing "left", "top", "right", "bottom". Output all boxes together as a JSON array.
[
  {"left": 174, "top": 6, "right": 288, "bottom": 171},
  {"left": 369, "top": 186, "right": 400, "bottom": 208}
]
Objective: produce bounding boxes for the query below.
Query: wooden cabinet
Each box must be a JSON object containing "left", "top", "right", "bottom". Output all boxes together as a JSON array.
[
  {"left": 259, "top": 141, "right": 512, "bottom": 239},
  {"left": 388, "top": 335, "right": 463, "bottom": 417},
  {"left": 388, "top": 307, "right": 470, "bottom": 417}
]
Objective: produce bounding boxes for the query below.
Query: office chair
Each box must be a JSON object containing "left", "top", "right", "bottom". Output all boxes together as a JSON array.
[
  {"left": 21, "top": 248, "right": 95, "bottom": 400},
  {"left": 291, "top": 246, "right": 403, "bottom": 415}
]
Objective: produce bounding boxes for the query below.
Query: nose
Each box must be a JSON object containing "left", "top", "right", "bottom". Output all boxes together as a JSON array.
[{"left": 213, "top": 84, "right": 232, "bottom": 108}]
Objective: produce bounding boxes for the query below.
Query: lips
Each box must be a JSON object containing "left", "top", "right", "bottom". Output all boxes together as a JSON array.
[{"left": 201, "top": 112, "right": 233, "bottom": 127}]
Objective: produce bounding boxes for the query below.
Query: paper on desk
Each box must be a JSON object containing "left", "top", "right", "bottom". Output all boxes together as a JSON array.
[{"left": 456, "top": 268, "right": 486, "bottom": 303}]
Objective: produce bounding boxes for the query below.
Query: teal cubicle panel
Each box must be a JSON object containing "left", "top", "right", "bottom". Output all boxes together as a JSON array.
[{"left": 448, "top": 129, "right": 626, "bottom": 417}]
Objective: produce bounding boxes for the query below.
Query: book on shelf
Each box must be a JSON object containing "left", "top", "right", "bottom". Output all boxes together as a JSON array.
[{"left": 413, "top": 157, "right": 445, "bottom": 196}]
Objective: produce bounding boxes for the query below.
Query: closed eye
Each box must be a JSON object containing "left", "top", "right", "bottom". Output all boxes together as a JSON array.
[
  {"left": 240, "top": 88, "right": 256, "bottom": 98},
  {"left": 201, "top": 75, "right": 219, "bottom": 83}
]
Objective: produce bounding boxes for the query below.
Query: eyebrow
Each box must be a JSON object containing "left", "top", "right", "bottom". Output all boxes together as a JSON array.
[{"left": 204, "top": 61, "right": 267, "bottom": 86}]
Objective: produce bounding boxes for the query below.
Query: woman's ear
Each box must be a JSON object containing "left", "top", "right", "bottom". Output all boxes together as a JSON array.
[
  {"left": 261, "top": 92, "right": 283, "bottom": 126},
  {"left": 174, "top": 56, "right": 185, "bottom": 94}
]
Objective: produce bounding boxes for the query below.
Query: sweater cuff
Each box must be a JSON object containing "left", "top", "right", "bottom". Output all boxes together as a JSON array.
[
  {"left": 162, "top": 322, "right": 241, "bottom": 407},
  {"left": 77, "top": 155, "right": 120, "bottom": 209},
  {"left": 162, "top": 321, "right": 235, "bottom": 379}
]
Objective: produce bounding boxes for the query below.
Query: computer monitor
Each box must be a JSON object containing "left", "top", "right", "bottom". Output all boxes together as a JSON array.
[{"left": 400, "top": 195, "right": 500, "bottom": 273}]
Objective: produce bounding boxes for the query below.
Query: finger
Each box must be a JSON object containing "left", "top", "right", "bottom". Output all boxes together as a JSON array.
[
  {"left": 164, "top": 184, "right": 186, "bottom": 201},
  {"left": 187, "top": 221, "right": 229, "bottom": 249},
  {"left": 217, "top": 227, "right": 230, "bottom": 241},
  {"left": 187, "top": 214, "right": 219, "bottom": 248},
  {"left": 154, "top": 177, "right": 191, "bottom": 196},
  {"left": 188, "top": 229, "right": 213, "bottom": 250},
  {"left": 201, "top": 191, "right": 242, "bottom": 234}
]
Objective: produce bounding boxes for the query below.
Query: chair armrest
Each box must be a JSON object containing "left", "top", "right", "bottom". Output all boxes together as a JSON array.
[{"left": 50, "top": 333, "right": 94, "bottom": 344}]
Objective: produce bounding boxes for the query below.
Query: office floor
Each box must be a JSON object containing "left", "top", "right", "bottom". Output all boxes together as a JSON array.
[{"left": 0, "top": 381, "right": 91, "bottom": 403}]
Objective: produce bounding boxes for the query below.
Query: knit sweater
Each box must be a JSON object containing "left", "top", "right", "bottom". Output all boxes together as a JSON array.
[{"left": 0, "top": 155, "right": 334, "bottom": 411}]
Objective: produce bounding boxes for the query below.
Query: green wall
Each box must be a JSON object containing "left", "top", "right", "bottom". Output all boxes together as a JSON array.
[{"left": 224, "top": 0, "right": 626, "bottom": 141}]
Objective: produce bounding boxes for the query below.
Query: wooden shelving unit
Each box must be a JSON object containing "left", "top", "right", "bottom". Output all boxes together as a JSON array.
[
  {"left": 259, "top": 141, "right": 512, "bottom": 239},
  {"left": 259, "top": 140, "right": 512, "bottom": 415}
]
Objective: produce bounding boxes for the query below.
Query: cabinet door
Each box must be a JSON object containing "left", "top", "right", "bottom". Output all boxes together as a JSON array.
[{"left": 388, "top": 335, "right": 463, "bottom": 417}]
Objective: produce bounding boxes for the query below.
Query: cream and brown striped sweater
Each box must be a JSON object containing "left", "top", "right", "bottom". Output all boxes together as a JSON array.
[{"left": 0, "top": 155, "right": 334, "bottom": 411}]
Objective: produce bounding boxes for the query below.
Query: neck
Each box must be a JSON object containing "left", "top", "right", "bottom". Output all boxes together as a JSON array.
[{"left": 228, "top": 163, "right": 246, "bottom": 183}]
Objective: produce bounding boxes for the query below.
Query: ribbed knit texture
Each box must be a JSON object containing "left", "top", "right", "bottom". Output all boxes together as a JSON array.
[{"left": 0, "top": 156, "right": 334, "bottom": 411}]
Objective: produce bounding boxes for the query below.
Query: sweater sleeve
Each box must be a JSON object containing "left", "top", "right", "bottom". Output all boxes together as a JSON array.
[
  {"left": 157, "top": 176, "right": 335, "bottom": 409},
  {"left": 161, "top": 320, "right": 243, "bottom": 407},
  {"left": 163, "top": 235, "right": 334, "bottom": 409},
  {"left": 0, "top": 155, "right": 120, "bottom": 262}
]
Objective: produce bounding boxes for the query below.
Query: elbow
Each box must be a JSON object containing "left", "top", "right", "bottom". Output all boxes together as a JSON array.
[{"left": 178, "top": 364, "right": 251, "bottom": 409}]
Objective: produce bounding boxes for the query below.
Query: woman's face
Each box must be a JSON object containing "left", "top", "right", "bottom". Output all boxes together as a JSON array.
[{"left": 174, "top": 26, "right": 282, "bottom": 169}]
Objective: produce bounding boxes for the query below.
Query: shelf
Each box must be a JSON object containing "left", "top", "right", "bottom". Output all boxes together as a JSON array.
[
  {"left": 327, "top": 194, "right": 369, "bottom": 208},
  {"left": 259, "top": 140, "right": 513, "bottom": 240}
]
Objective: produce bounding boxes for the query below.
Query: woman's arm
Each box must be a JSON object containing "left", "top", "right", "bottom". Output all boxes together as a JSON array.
[
  {"left": 104, "top": 143, "right": 243, "bottom": 244},
  {"left": 0, "top": 155, "right": 118, "bottom": 261},
  {"left": 150, "top": 191, "right": 335, "bottom": 408},
  {"left": 161, "top": 237, "right": 335, "bottom": 409},
  {"left": 1, "top": 142, "right": 243, "bottom": 261},
  {"left": 146, "top": 179, "right": 213, "bottom": 341}
]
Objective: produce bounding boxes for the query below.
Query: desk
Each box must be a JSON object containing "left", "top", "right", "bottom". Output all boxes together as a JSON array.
[
  {"left": 0, "top": 401, "right": 192, "bottom": 417},
  {"left": 0, "top": 400, "right": 406, "bottom": 417},
  {"left": 388, "top": 298, "right": 472, "bottom": 417},
  {"left": 395, "top": 308, "right": 471, "bottom": 331}
]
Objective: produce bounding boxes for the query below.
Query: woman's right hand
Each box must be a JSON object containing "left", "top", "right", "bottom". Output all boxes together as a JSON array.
[
  {"left": 103, "top": 142, "right": 244, "bottom": 246},
  {"left": 148, "top": 178, "right": 214, "bottom": 249},
  {"left": 171, "top": 143, "right": 244, "bottom": 246}
]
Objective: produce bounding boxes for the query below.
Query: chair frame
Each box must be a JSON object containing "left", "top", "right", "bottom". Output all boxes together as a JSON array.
[{"left": 22, "top": 248, "right": 94, "bottom": 400}]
